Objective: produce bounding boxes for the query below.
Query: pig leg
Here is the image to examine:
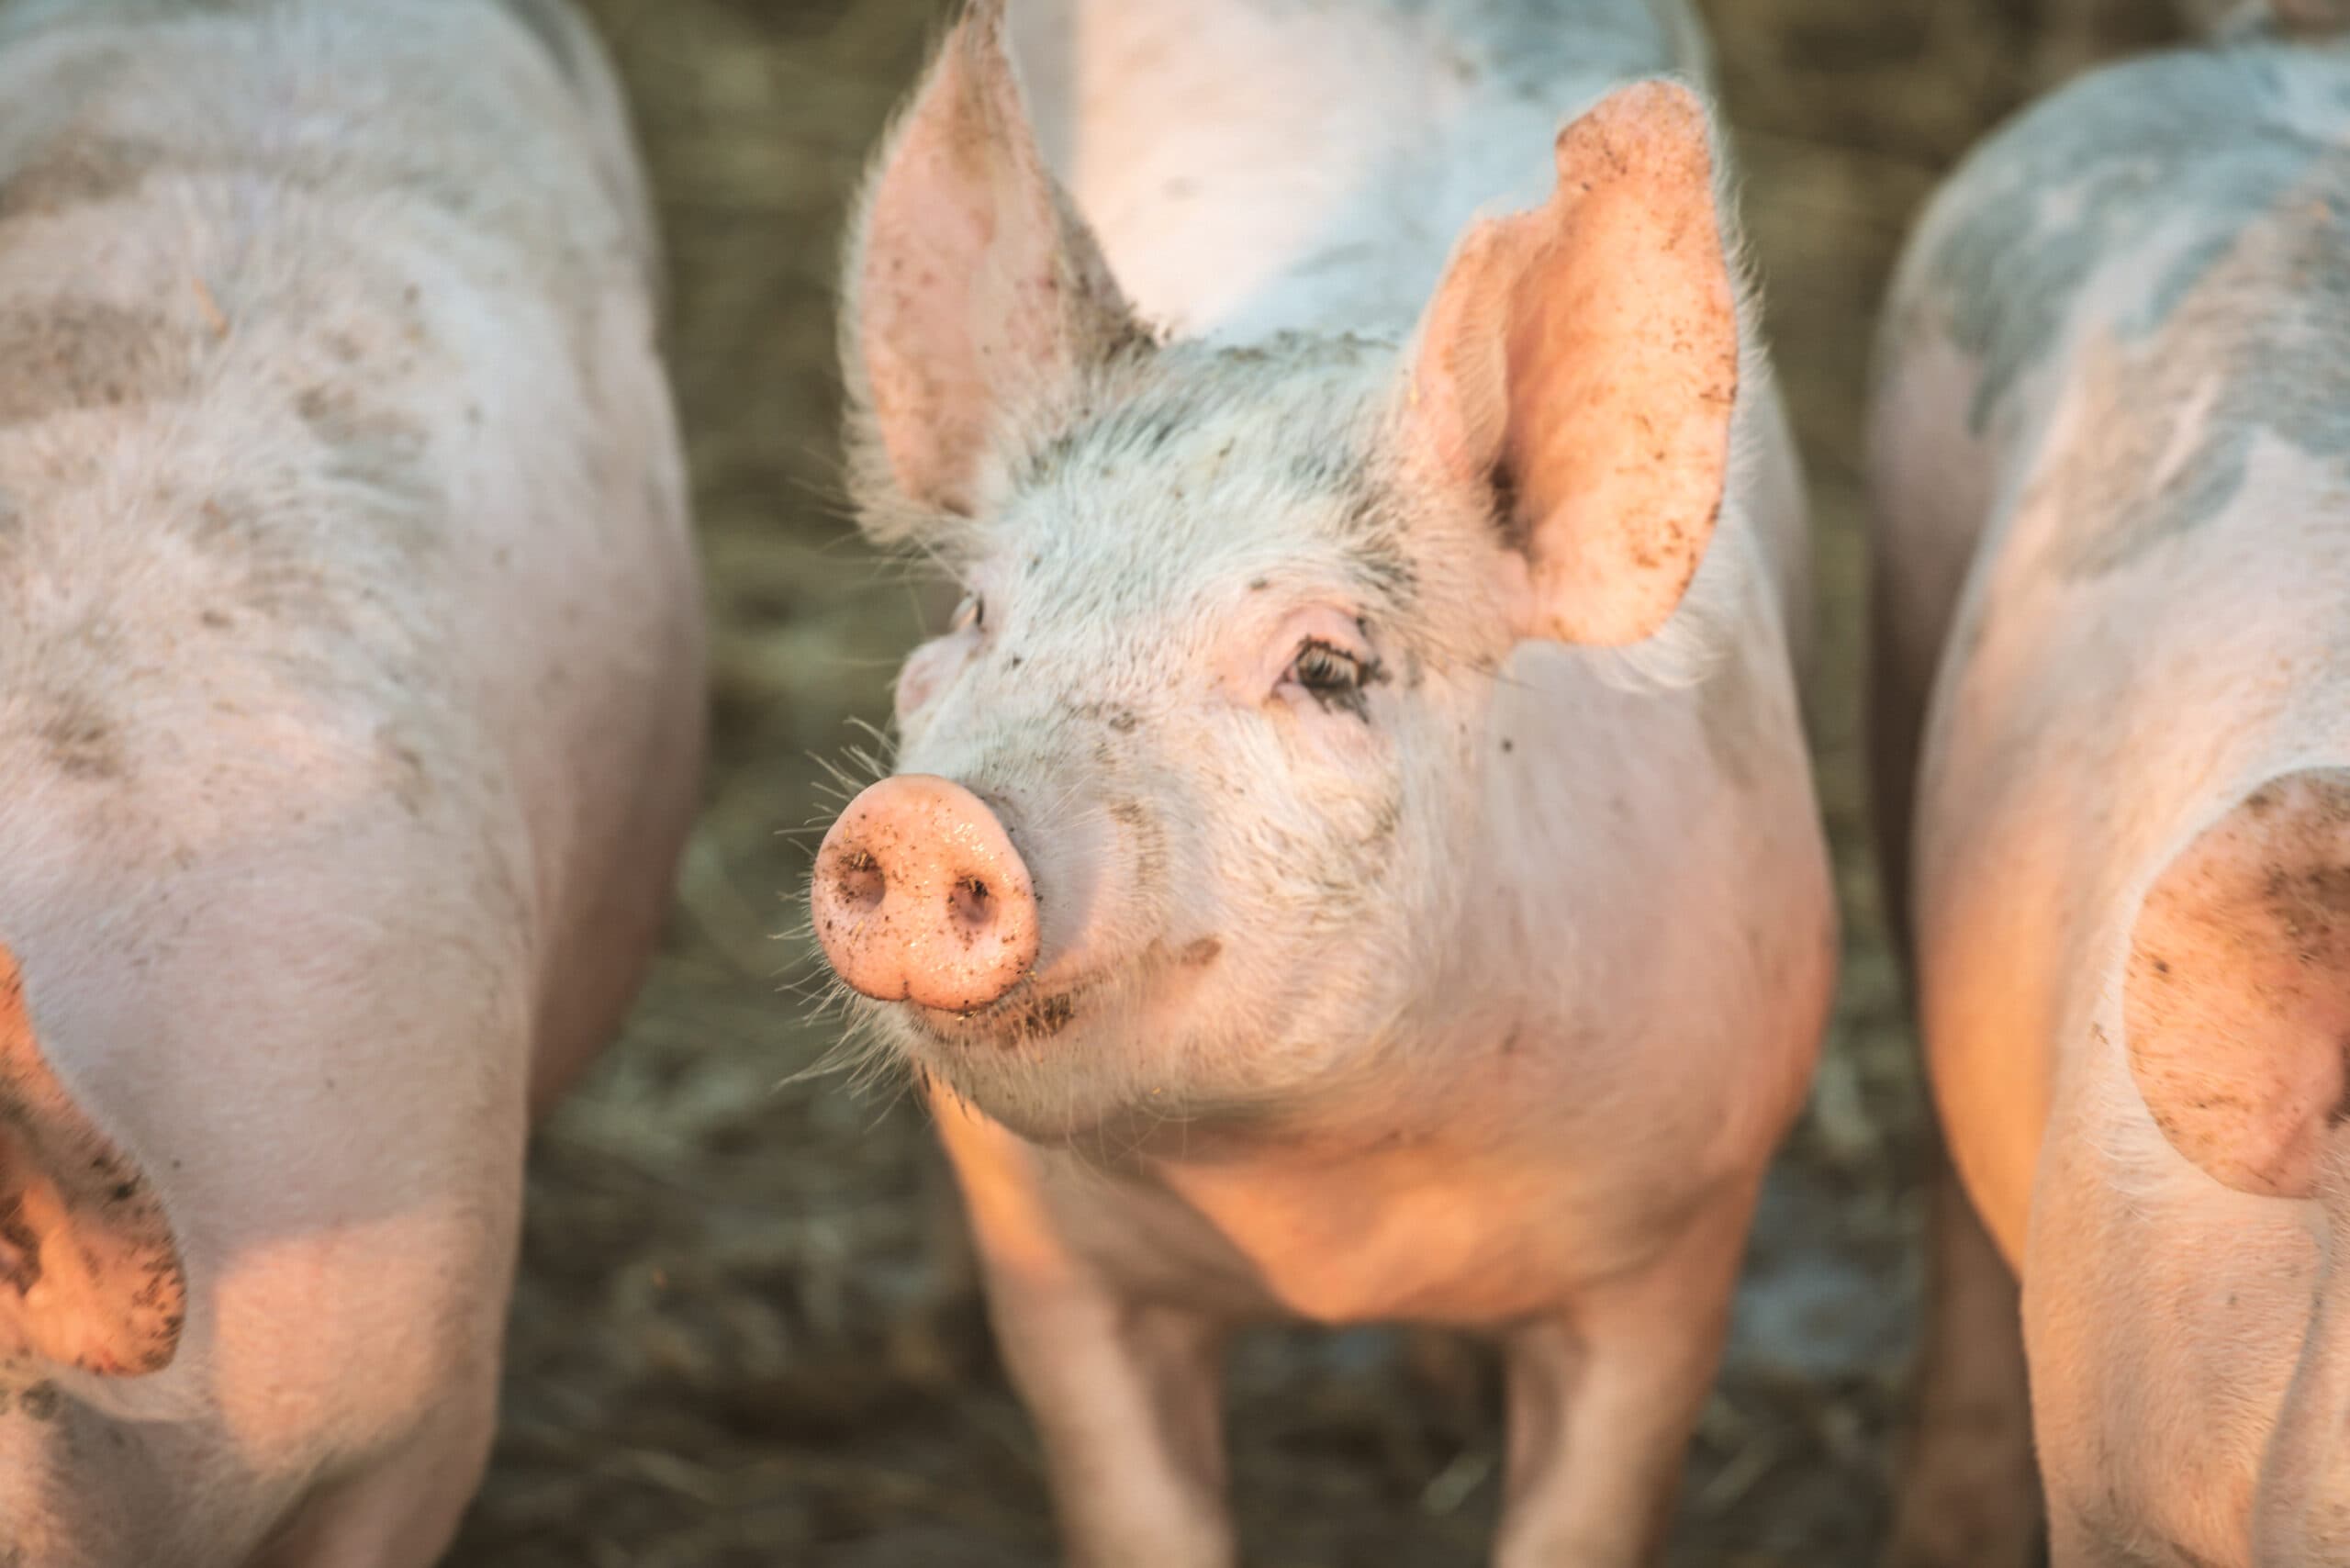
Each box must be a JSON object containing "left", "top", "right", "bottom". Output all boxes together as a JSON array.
[
  {"left": 886, "top": 1132, "right": 991, "bottom": 1389},
  {"left": 985, "top": 1275, "right": 1235, "bottom": 1568},
  {"left": 1881, "top": 1149, "right": 2043, "bottom": 1568},
  {"left": 251, "top": 1384, "right": 498, "bottom": 1568},
  {"left": 2253, "top": 1140, "right": 2350, "bottom": 1563},
  {"left": 1490, "top": 1183, "right": 1758, "bottom": 1568},
  {"left": 2042, "top": 1505, "right": 2153, "bottom": 1568},
  {"left": 1402, "top": 1327, "right": 1501, "bottom": 1442},
  {"left": 931, "top": 1095, "right": 1235, "bottom": 1567}
]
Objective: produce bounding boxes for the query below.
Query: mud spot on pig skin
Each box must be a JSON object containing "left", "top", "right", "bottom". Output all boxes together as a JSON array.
[
  {"left": 185, "top": 493, "right": 336, "bottom": 632},
  {"left": 296, "top": 385, "right": 432, "bottom": 502},
  {"left": 0, "top": 134, "right": 156, "bottom": 225},
  {"left": 375, "top": 724, "right": 434, "bottom": 817},
  {"left": 37, "top": 693, "right": 126, "bottom": 783},
  {"left": 289, "top": 384, "right": 441, "bottom": 571},
  {"left": 13, "top": 1383, "right": 59, "bottom": 1422},
  {"left": 0, "top": 303, "right": 192, "bottom": 429},
  {"left": 1012, "top": 991, "right": 1078, "bottom": 1042},
  {"left": 1179, "top": 936, "right": 1222, "bottom": 968},
  {"left": 943, "top": 985, "right": 1081, "bottom": 1049},
  {"left": 1345, "top": 532, "right": 1419, "bottom": 608},
  {"left": 1107, "top": 800, "right": 1168, "bottom": 896},
  {"left": 0, "top": 1194, "right": 39, "bottom": 1294}
]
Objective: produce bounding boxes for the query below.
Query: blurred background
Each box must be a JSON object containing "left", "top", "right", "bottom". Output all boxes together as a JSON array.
[{"left": 445, "top": 2, "right": 2187, "bottom": 1563}]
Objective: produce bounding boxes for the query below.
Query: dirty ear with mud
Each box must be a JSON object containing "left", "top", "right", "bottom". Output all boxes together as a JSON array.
[
  {"left": 2127, "top": 768, "right": 2350, "bottom": 1199},
  {"left": 0, "top": 946, "right": 184, "bottom": 1380}
]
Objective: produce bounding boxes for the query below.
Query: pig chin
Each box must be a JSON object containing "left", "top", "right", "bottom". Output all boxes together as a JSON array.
[
  {"left": 908, "top": 976, "right": 1098, "bottom": 1052},
  {"left": 875, "top": 954, "right": 1223, "bottom": 1146}
]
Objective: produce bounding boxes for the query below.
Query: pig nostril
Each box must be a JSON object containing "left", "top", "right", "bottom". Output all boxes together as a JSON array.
[
  {"left": 834, "top": 849, "right": 886, "bottom": 914},
  {"left": 949, "top": 875, "right": 993, "bottom": 934},
  {"left": 810, "top": 775, "right": 1039, "bottom": 1008}
]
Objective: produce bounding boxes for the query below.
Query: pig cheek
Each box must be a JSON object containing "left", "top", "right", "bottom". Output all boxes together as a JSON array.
[
  {"left": 1254, "top": 734, "right": 1405, "bottom": 913},
  {"left": 1274, "top": 688, "right": 1392, "bottom": 769}
]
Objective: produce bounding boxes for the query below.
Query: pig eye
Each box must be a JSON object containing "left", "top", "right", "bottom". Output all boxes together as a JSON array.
[
  {"left": 950, "top": 593, "right": 984, "bottom": 633},
  {"left": 1288, "top": 640, "right": 1363, "bottom": 697}
]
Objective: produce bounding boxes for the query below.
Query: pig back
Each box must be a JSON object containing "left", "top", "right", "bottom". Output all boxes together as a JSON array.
[{"left": 0, "top": 2, "right": 698, "bottom": 1550}]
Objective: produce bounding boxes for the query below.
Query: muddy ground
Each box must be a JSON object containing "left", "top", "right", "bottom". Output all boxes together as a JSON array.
[{"left": 443, "top": 3, "right": 2187, "bottom": 1563}]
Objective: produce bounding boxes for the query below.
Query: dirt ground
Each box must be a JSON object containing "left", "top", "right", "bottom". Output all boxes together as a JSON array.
[{"left": 442, "top": 3, "right": 2187, "bottom": 1564}]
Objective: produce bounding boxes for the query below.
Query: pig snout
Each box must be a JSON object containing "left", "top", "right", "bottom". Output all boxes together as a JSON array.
[{"left": 812, "top": 775, "right": 1040, "bottom": 1012}]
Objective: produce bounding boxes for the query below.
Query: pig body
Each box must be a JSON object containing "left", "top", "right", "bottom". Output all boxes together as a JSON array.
[
  {"left": 0, "top": 1, "right": 702, "bottom": 1563},
  {"left": 817, "top": 3, "right": 1834, "bottom": 1563},
  {"left": 1871, "top": 20, "right": 2350, "bottom": 1568}
]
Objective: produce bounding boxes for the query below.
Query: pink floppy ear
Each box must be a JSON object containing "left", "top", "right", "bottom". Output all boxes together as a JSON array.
[
  {"left": 0, "top": 944, "right": 185, "bottom": 1377},
  {"left": 841, "top": 0, "right": 1144, "bottom": 521},
  {"left": 2126, "top": 770, "right": 2350, "bottom": 1200},
  {"left": 1403, "top": 80, "right": 1740, "bottom": 647}
]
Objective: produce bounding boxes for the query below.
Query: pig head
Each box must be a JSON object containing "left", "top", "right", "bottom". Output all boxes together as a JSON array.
[{"left": 811, "top": 1, "right": 1745, "bottom": 1148}]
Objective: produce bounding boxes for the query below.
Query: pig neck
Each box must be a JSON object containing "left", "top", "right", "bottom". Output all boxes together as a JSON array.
[
  {"left": 1068, "top": 984, "right": 1731, "bottom": 1326},
  {"left": 1012, "top": 0, "right": 1701, "bottom": 344}
]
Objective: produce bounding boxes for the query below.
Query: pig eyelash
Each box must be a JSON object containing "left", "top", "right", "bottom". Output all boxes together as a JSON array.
[
  {"left": 1291, "top": 640, "right": 1362, "bottom": 694},
  {"left": 1284, "top": 639, "right": 1384, "bottom": 722}
]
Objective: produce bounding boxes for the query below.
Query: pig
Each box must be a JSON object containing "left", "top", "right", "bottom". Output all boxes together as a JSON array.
[
  {"left": 0, "top": 0, "right": 703, "bottom": 1562},
  {"left": 2184, "top": 0, "right": 2350, "bottom": 36},
  {"left": 1869, "top": 6, "right": 2350, "bottom": 1565},
  {"left": 805, "top": 1, "right": 1835, "bottom": 1562}
]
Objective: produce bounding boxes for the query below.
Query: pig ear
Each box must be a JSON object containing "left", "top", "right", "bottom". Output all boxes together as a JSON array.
[
  {"left": 842, "top": 0, "right": 1144, "bottom": 522},
  {"left": 0, "top": 945, "right": 185, "bottom": 1376},
  {"left": 2125, "top": 769, "right": 2350, "bottom": 1201},
  {"left": 1402, "top": 80, "right": 1740, "bottom": 647}
]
